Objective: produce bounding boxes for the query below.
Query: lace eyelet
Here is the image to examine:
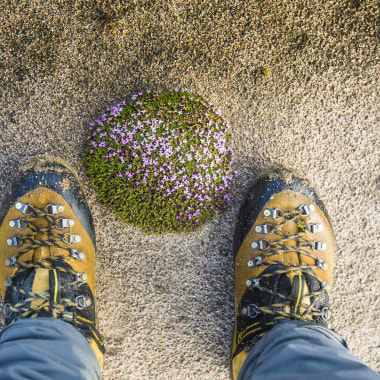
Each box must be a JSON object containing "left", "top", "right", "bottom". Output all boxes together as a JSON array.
[
  {"left": 297, "top": 204, "right": 315, "bottom": 216},
  {"left": 6, "top": 256, "right": 17, "bottom": 267},
  {"left": 75, "top": 295, "right": 91, "bottom": 309},
  {"left": 241, "top": 304, "right": 259, "bottom": 318},
  {"left": 250, "top": 239, "right": 270, "bottom": 251},
  {"left": 45, "top": 204, "right": 65, "bottom": 216},
  {"left": 246, "top": 279, "right": 260, "bottom": 288},
  {"left": 14, "top": 202, "right": 33, "bottom": 215},
  {"left": 9, "top": 218, "right": 27, "bottom": 229},
  {"left": 63, "top": 233, "right": 82, "bottom": 244},
  {"left": 254, "top": 223, "right": 274, "bottom": 234},
  {"left": 321, "top": 307, "right": 332, "bottom": 321},
  {"left": 1, "top": 303, "right": 13, "bottom": 317},
  {"left": 55, "top": 218, "right": 75, "bottom": 229},
  {"left": 75, "top": 273, "right": 88, "bottom": 282},
  {"left": 247, "top": 256, "right": 263, "bottom": 268},
  {"left": 263, "top": 208, "right": 282, "bottom": 219},
  {"left": 7, "top": 236, "right": 22, "bottom": 247}
]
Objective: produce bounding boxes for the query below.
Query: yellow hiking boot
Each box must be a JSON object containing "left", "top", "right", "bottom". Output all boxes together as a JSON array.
[
  {"left": 0, "top": 156, "right": 104, "bottom": 369},
  {"left": 231, "top": 167, "right": 334, "bottom": 380}
]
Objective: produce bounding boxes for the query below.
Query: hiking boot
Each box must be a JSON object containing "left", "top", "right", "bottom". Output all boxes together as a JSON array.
[
  {"left": 231, "top": 167, "right": 334, "bottom": 379},
  {"left": 0, "top": 156, "right": 104, "bottom": 369}
]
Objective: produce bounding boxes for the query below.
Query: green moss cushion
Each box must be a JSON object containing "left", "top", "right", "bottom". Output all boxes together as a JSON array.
[{"left": 84, "top": 90, "right": 236, "bottom": 233}]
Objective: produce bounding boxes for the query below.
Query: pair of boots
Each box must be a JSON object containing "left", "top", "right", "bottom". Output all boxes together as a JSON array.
[{"left": 0, "top": 157, "right": 334, "bottom": 378}]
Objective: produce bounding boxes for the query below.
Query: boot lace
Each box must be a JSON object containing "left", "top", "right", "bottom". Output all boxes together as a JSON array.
[
  {"left": 3, "top": 201, "right": 91, "bottom": 323},
  {"left": 243, "top": 204, "right": 331, "bottom": 325}
]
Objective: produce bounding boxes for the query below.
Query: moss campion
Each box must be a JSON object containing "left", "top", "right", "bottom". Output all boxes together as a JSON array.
[{"left": 83, "top": 89, "right": 236, "bottom": 233}]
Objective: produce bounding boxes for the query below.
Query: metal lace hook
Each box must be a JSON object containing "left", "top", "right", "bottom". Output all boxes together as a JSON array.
[
  {"left": 14, "top": 202, "right": 33, "bottom": 215},
  {"left": 45, "top": 204, "right": 65, "bottom": 216}
]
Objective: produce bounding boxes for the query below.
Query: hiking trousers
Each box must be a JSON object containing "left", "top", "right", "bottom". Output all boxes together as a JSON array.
[{"left": 0, "top": 318, "right": 378, "bottom": 380}]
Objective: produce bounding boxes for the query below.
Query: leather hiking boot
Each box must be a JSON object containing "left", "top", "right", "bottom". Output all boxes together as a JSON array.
[
  {"left": 0, "top": 156, "right": 105, "bottom": 369},
  {"left": 231, "top": 167, "right": 334, "bottom": 380}
]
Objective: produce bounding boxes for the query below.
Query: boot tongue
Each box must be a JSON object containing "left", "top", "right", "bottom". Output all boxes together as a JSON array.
[
  {"left": 29, "top": 268, "right": 50, "bottom": 309},
  {"left": 29, "top": 216, "right": 55, "bottom": 309},
  {"left": 13, "top": 268, "right": 59, "bottom": 315},
  {"left": 6, "top": 268, "right": 42, "bottom": 319},
  {"left": 20, "top": 269, "right": 35, "bottom": 295},
  {"left": 287, "top": 272, "right": 311, "bottom": 319}
]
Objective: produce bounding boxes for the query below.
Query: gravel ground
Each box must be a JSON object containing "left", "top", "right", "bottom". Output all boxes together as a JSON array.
[{"left": 0, "top": 0, "right": 379, "bottom": 378}]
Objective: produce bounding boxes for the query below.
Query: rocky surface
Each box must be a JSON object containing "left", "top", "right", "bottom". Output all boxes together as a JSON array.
[{"left": 0, "top": 1, "right": 379, "bottom": 378}]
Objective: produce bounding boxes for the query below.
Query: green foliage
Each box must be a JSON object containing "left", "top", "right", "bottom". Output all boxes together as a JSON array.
[{"left": 84, "top": 90, "right": 236, "bottom": 233}]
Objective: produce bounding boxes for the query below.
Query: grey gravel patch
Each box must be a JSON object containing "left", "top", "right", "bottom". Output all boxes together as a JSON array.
[{"left": 0, "top": 0, "right": 379, "bottom": 378}]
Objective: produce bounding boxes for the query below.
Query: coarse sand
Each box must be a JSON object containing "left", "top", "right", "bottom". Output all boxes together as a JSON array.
[{"left": 0, "top": 1, "right": 379, "bottom": 378}]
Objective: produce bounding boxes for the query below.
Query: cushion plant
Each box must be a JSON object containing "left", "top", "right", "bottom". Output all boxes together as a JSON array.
[{"left": 83, "top": 89, "right": 236, "bottom": 233}]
